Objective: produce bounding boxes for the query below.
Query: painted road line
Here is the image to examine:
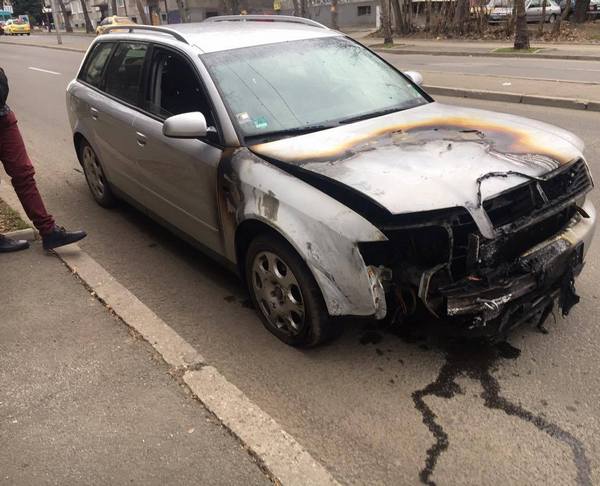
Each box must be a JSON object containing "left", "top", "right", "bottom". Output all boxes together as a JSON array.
[
  {"left": 52, "top": 245, "right": 340, "bottom": 486},
  {"left": 28, "top": 66, "right": 61, "bottom": 75}
]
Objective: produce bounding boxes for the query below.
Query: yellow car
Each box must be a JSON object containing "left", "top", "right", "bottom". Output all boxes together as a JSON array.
[
  {"left": 4, "top": 19, "right": 31, "bottom": 35},
  {"left": 96, "top": 16, "right": 135, "bottom": 35}
]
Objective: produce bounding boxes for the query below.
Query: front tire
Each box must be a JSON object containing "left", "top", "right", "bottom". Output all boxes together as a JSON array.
[
  {"left": 79, "top": 140, "right": 117, "bottom": 207},
  {"left": 245, "top": 233, "right": 341, "bottom": 347}
]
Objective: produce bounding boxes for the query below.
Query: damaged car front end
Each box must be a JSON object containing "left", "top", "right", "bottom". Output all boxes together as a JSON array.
[
  {"left": 359, "top": 169, "right": 595, "bottom": 338},
  {"left": 251, "top": 102, "right": 596, "bottom": 341}
]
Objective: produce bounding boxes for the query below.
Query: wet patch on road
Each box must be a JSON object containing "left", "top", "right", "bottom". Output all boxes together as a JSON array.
[
  {"left": 412, "top": 341, "right": 591, "bottom": 486},
  {"left": 358, "top": 323, "right": 592, "bottom": 486}
]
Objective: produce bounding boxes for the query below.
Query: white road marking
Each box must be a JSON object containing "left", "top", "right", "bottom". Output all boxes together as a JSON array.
[{"left": 28, "top": 66, "right": 61, "bottom": 75}]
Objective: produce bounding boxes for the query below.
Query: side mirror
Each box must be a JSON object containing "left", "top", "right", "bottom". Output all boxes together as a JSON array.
[
  {"left": 404, "top": 71, "right": 424, "bottom": 86},
  {"left": 163, "top": 112, "right": 208, "bottom": 139}
]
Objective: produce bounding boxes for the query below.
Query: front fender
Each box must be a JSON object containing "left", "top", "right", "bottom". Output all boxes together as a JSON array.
[{"left": 219, "top": 149, "right": 388, "bottom": 317}]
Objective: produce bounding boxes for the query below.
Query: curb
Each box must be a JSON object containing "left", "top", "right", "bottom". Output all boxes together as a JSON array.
[
  {"left": 424, "top": 85, "right": 600, "bottom": 111},
  {"left": 54, "top": 245, "right": 342, "bottom": 486},
  {"left": 0, "top": 40, "right": 86, "bottom": 53},
  {"left": 0, "top": 183, "right": 340, "bottom": 485},
  {"left": 3, "top": 227, "right": 37, "bottom": 241},
  {"left": 372, "top": 47, "right": 600, "bottom": 62}
]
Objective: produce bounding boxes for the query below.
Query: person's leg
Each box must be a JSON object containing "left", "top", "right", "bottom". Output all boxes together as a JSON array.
[{"left": 0, "top": 111, "right": 56, "bottom": 236}]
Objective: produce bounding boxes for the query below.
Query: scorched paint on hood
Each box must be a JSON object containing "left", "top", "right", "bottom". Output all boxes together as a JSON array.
[{"left": 250, "top": 102, "right": 584, "bottom": 215}]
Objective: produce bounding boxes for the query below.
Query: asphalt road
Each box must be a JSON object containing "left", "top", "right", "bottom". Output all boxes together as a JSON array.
[
  {"left": 380, "top": 52, "right": 600, "bottom": 84},
  {"left": 2, "top": 44, "right": 599, "bottom": 485}
]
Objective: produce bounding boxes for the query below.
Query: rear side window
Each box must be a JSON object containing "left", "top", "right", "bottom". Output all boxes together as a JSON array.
[
  {"left": 80, "top": 42, "right": 114, "bottom": 87},
  {"left": 104, "top": 42, "right": 148, "bottom": 106}
]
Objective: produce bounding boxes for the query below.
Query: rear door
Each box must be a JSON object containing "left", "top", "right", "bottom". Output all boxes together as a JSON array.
[
  {"left": 132, "top": 45, "right": 223, "bottom": 252},
  {"left": 90, "top": 41, "right": 149, "bottom": 199},
  {"left": 526, "top": 0, "right": 543, "bottom": 20}
]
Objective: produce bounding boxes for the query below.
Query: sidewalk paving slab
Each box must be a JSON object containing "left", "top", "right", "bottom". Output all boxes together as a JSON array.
[{"left": 0, "top": 246, "right": 272, "bottom": 486}]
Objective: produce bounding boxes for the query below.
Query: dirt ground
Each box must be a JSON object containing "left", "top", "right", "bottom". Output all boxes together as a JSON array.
[
  {"left": 370, "top": 19, "right": 600, "bottom": 42},
  {"left": 0, "top": 197, "right": 28, "bottom": 233}
]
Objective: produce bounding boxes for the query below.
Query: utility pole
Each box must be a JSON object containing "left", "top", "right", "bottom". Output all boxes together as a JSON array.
[{"left": 49, "top": 0, "right": 63, "bottom": 44}]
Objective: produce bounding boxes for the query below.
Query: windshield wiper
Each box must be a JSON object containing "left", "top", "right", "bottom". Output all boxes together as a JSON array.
[
  {"left": 337, "top": 106, "right": 409, "bottom": 125},
  {"left": 245, "top": 124, "right": 333, "bottom": 143}
]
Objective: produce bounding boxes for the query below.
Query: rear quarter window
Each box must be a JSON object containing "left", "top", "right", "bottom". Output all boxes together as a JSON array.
[{"left": 79, "top": 42, "right": 115, "bottom": 88}]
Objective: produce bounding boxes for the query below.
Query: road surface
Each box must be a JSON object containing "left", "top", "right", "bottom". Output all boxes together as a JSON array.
[{"left": 1, "top": 44, "right": 599, "bottom": 485}]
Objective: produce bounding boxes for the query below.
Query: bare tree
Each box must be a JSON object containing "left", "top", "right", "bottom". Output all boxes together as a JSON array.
[
  {"left": 176, "top": 0, "right": 187, "bottom": 22},
  {"left": 292, "top": 0, "right": 300, "bottom": 15},
  {"left": 453, "top": 0, "right": 469, "bottom": 34},
  {"left": 538, "top": 0, "right": 547, "bottom": 35},
  {"left": 111, "top": 0, "right": 118, "bottom": 16},
  {"left": 513, "top": 0, "right": 530, "bottom": 48},
  {"left": 135, "top": 0, "right": 150, "bottom": 23},
  {"left": 57, "top": 0, "right": 73, "bottom": 32},
  {"left": 380, "top": 0, "right": 393, "bottom": 43},
  {"left": 331, "top": 0, "right": 339, "bottom": 29},
  {"left": 300, "top": 0, "right": 307, "bottom": 17},
  {"left": 573, "top": 0, "right": 590, "bottom": 22},
  {"left": 79, "top": 0, "right": 94, "bottom": 32},
  {"left": 552, "top": 0, "right": 571, "bottom": 36}
]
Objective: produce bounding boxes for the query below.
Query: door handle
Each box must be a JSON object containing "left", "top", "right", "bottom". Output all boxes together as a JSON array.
[
  {"left": 90, "top": 107, "right": 99, "bottom": 120},
  {"left": 136, "top": 131, "right": 147, "bottom": 147}
]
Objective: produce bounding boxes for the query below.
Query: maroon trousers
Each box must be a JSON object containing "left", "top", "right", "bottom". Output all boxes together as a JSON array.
[{"left": 0, "top": 111, "right": 55, "bottom": 236}]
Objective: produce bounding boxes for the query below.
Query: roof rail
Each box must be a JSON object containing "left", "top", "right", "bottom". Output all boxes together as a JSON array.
[
  {"left": 103, "top": 25, "right": 189, "bottom": 43},
  {"left": 204, "top": 15, "right": 328, "bottom": 30}
]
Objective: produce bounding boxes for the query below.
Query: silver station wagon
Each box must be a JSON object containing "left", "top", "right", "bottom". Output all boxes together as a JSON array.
[{"left": 67, "top": 16, "right": 595, "bottom": 347}]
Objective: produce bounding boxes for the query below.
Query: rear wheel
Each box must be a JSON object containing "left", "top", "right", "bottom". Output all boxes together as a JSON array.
[
  {"left": 549, "top": 13, "right": 557, "bottom": 23},
  {"left": 79, "top": 140, "right": 117, "bottom": 207},
  {"left": 245, "top": 233, "right": 341, "bottom": 347}
]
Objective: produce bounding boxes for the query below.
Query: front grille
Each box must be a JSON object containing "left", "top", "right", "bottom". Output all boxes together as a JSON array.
[{"left": 483, "top": 159, "right": 591, "bottom": 228}]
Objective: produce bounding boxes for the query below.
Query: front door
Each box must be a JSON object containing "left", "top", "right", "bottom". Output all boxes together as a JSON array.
[{"left": 133, "top": 46, "right": 223, "bottom": 253}]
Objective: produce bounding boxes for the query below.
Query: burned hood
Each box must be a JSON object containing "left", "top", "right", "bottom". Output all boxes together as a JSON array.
[{"left": 250, "top": 102, "right": 584, "bottom": 217}]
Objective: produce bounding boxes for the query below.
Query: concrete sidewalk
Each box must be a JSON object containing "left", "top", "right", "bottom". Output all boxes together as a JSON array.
[{"left": 0, "top": 245, "right": 271, "bottom": 485}]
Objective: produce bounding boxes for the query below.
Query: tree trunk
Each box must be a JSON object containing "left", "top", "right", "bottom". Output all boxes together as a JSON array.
[
  {"left": 538, "top": 0, "right": 547, "bottom": 35},
  {"left": 111, "top": 0, "right": 118, "bottom": 15},
  {"left": 573, "top": 0, "right": 590, "bottom": 22},
  {"left": 514, "top": 0, "right": 530, "bottom": 49},
  {"left": 453, "top": 0, "right": 468, "bottom": 34},
  {"left": 552, "top": 0, "right": 571, "bottom": 36},
  {"left": 79, "top": 0, "right": 94, "bottom": 32},
  {"left": 331, "top": 0, "right": 339, "bottom": 29},
  {"left": 135, "top": 0, "right": 150, "bottom": 24},
  {"left": 58, "top": 0, "right": 73, "bottom": 32},
  {"left": 177, "top": 0, "right": 187, "bottom": 22},
  {"left": 380, "top": 0, "right": 393, "bottom": 43},
  {"left": 391, "top": 0, "right": 402, "bottom": 33},
  {"left": 424, "top": 0, "right": 431, "bottom": 31},
  {"left": 292, "top": 0, "right": 300, "bottom": 15},
  {"left": 300, "top": 0, "right": 307, "bottom": 17}
]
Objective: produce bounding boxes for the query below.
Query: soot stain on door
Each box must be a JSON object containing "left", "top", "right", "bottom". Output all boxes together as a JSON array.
[{"left": 412, "top": 341, "right": 592, "bottom": 486}]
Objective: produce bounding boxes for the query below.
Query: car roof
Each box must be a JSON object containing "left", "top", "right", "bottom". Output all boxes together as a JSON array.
[{"left": 101, "top": 17, "right": 343, "bottom": 53}]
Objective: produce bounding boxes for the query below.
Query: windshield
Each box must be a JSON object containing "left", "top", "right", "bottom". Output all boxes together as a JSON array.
[{"left": 202, "top": 36, "right": 428, "bottom": 142}]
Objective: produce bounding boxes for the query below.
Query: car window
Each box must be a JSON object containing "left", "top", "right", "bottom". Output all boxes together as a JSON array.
[
  {"left": 79, "top": 42, "right": 114, "bottom": 88},
  {"left": 104, "top": 42, "right": 148, "bottom": 106},
  {"left": 145, "top": 47, "right": 214, "bottom": 126},
  {"left": 202, "top": 36, "right": 427, "bottom": 142},
  {"left": 528, "top": 0, "right": 541, "bottom": 7}
]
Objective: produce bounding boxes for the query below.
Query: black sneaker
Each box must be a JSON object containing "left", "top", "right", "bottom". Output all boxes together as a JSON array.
[
  {"left": 0, "top": 234, "right": 30, "bottom": 253},
  {"left": 42, "top": 225, "right": 87, "bottom": 250}
]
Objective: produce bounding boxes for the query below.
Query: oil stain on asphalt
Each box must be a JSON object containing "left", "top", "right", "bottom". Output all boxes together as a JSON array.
[{"left": 360, "top": 327, "right": 591, "bottom": 486}]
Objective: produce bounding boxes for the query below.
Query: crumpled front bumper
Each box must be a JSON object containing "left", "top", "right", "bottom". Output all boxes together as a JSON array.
[{"left": 442, "top": 199, "right": 596, "bottom": 337}]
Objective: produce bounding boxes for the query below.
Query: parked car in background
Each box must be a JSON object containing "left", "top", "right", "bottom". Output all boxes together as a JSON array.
[
  {"left": 96, "top": 16, "right": 135, "bottom": 35},
  {"left": 559, "top": 0, "right": 600, "bottom": 18},
  {"left": 3, "top": 18, "right": 31, "bottom": 35},
  {"left": 488, "top": 0, "right": 562, "bottom": 22},
  {"left": 67, "top": 17, "right": 595, "bottom": 347}
]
